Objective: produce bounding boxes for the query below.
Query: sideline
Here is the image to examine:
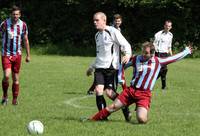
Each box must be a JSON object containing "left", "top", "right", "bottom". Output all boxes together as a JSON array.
[{"left": 64, "top": 95, "right": 96, "bottom": 109}]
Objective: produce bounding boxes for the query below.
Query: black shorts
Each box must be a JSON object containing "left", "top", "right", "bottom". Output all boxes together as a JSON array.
[
  {"left": 94, "top": 68, "right": 118, "bottom": 91},
  {"left": 155, "top": 52, "right": 169, "bottom": 70}
]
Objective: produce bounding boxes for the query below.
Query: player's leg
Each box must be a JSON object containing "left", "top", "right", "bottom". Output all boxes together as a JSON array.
[
  {"left": 12, "top": 72, "right": 19, "bottom": 105},
  {"left": 135, "top": 90, "right": 151, "bottom": 124},
  {"left": 161, "top": 66, "right": 168, "bottom": 90},
  {"left": 11, "top": 55, "right": 21, "bottom": 105},
  {"left": 1, "top": 69, "right": 12, "bottom": 105},
  {"left": 90, "top": 86, "right": 133, "bottom": 121},
  {"left": 94, "top": 69, "right": 107, "bottom": 111},
  {"left": 136, "top": 107, "right": 148, "bottom": 124},
  {"left": 87, "top": 80, "right": 95, "bottom": 95},
  {"left": 1, "top": 56, "right": 12, "bottom": 105},
  {"left": 104, "top": 69, "right": 131, "bottom": 122},
  {"left": 91, "top": 98, "right": 124, "bottom": 120}
]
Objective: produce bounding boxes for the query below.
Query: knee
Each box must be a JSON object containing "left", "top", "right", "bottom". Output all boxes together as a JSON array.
[
  {"left": 105, "top": 89, "right": 117, "bottom": 100},
  {"left": 13, "top": 80, "right": 19, "bottom": 84},
  {"left": 107, "top": 103, "right": 117, "bottom": 113},
  {"left": 3, "top": 76, "right": 9, "bottom": 82},
  {"left": 95, "top": 85, "right": 104, "bottom": 95},
  {"left": 137, "top": 115, "right": 148, "bottom": 124},
  {"left": 136, "top": 107, "right": 148, "bottom": 124}
]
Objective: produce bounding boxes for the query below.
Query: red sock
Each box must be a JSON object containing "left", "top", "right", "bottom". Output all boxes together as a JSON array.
[
  {"left": 12, "top": 83, "right": 19, "bottom": 99},
  {"left": 2, "top": 81, "right": 9, "bottom": 98},
  {"left": 91, "top": 108, "right": 110, "bottom": 121}
]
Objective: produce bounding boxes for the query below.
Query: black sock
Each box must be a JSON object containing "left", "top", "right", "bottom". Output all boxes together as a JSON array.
[
  {"left": 122, "top": 106, "right": 131, "bottom": 121},
  {"left": 161, "top": 79, "right": 166, "bottom": 89},
  {"left": 96, "top": 95, "right": 106, "bottom": 111}
]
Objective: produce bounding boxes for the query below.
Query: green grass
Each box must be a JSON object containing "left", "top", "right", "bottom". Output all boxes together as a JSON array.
[{"left": 0, "top": 55, "right": 200, "bottom": 136}]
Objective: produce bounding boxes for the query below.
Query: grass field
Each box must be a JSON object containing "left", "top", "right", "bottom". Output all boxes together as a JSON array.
[{"left": 0, "top": 54, "right": 200, "bottom": 136}]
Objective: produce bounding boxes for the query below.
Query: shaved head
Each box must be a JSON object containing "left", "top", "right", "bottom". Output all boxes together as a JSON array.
[
  {"left": 94, "top": 12, "right": 107, "bottom": 22},
  {"left": 93, "top": 12, "right": 107, "bottom": 31}
]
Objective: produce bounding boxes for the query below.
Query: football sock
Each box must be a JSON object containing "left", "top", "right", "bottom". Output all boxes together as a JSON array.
[
  {"left": 2, "top": 80, "right": 9, "bottom": 98},
  {"left": 92, "top": 108, "right": 110, "bottom": 121},
  {"left": 12, "top": 83, "right": 19, "bottom": 100},
  {"left": 122, "top": 106, "right": 131, "bottom": 121},
  {"left": 96, "top": 95, "right": 106, "bottom": 111}
]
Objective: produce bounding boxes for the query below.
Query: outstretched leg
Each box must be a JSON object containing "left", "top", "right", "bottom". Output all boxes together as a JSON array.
[
  {"left": 91, "top": 98, "right": 124, "bottom": 121},
  {"left": 105, "top": 89, "right": 131, "bottom": 121}
]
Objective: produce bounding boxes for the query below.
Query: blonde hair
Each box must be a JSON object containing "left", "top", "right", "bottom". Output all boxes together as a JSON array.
[{"left": 94, "top": 12, "right": 107, "bottom": 22}]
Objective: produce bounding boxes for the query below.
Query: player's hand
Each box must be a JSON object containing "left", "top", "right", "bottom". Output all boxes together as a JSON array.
[
  {"left": 86, "top": 67, "right": 93, "bottom": 76},
  {"left": 186, "top": 42, "right": 193, "bottom": 54},
  {"left": 25, "top": 55, "right": 30, "bottom": 63},
  {"left": 122, "top": 55, "right": 130, "bottom": 64}
]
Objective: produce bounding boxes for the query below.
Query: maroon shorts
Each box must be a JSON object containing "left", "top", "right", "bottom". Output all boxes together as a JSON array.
[
  {"left": 117, "top": 86, "right": 152, "bottom": 110},
  {"left": 2, "top": 55, "right": 22, "bottom": 73}
]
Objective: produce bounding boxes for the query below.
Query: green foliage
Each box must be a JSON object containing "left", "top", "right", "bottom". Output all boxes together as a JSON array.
[
  {"left": 0, "top": 0, "right": 199, "bottom": 55},
  {"left": 0, "top": 8, "right": 9, "bottom": 21},
  {"left": 31, "top": 43, "right": 96, "bottom": 56}
]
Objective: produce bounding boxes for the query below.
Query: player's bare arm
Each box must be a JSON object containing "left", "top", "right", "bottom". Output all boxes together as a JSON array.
[{"left": 23, "top": 34, "right": 31, "bottom": 63}]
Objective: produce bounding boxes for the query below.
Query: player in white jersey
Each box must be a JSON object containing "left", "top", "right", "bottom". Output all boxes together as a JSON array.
[
  {"left": 87, "top": 13, "right": 123, "bottom": 95},
  {"left": 86, "top": 12, "right": 132, "bottom": 121},
  {"left": 153, "top": 20, "right": 173, "bottom": 90},
  {"left": 83, "top": 42, "right": 192, "bottom": 124}
]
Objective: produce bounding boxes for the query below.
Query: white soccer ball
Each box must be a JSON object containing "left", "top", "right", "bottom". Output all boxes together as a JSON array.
[{"left": 27, "top": 120, "right": 44, "bottom": 135}]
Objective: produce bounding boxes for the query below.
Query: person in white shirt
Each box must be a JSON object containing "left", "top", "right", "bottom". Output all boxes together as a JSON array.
[
  {"left": 87, "top": 13, "right": 123, "bottom": 95},
  {"left": 153, "top": 20, "right": 173, "bottom": 90},
  {"left": 86, "top": 12, "right": 132, "bottom": 121}
]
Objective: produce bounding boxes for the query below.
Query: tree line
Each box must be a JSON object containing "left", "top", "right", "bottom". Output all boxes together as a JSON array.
[{"left": 0, "top": 0, "right": 199, "bottom": 54}]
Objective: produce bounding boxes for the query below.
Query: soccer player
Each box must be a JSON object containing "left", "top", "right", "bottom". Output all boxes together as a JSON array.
[
  {"left": 86, "top": 12, "right": 132, "bottom": 121},
  {"left": 84, "top": 42, "right": 192, "bottom": 124},
  {"left": 0, "top": 5, "right": 31, "bottom": 105},
  {"left": 87, "top": 13, "right": 123, "bottom": 95},
  {"left": 153, "top": 20, "right": 173, "bottom": 90}
]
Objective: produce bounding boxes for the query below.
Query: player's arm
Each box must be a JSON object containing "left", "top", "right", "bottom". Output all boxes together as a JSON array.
[
  {"left": 168, "top": 36, "right": 173, "bottom": 56},
  {"left": 22, "top": 23, "right": 30, "bottom": 63},
  {"left": 0, "top": 21, "right": 5, "bottom": 32},
  {"left": 158, "top": 46, "right": 192, "bottom": 66},
  {"left": 114, "top": 30, "right": 132, "bottom": 64},
  {"left": 86, "top": 59, "right": 95, "bottom": 76},
  {"left": 118, "top": 57, "right": 134, "bottom": 85},
  {"left": 153, "top": 34, "right": 159, "bottom": 52},
  {"left": 23, "top": 34, "right": 31, "bottom": 63},
  {"left": 168, "top": 47, "right": 173, "bottom": 56}
]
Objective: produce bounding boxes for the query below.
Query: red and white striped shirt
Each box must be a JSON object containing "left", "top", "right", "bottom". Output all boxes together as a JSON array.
[
  {"left": 0, "top": 18, "right": 28, "bottom": 56},
  {"left": 118, "top": 47, "right": 191, "bottom": 91}
]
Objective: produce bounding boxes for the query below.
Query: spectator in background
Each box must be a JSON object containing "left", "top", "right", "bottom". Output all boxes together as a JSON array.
[{"left": 153, "top": 20, "right": 173, "bottom": 90}]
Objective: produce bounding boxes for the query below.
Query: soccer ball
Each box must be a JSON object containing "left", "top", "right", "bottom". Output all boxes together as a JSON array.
[{"left": 27, "top": 120, "right": 44, "bottom": 135}]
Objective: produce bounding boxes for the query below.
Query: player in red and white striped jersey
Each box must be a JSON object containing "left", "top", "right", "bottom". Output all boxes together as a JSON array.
[
  {"left": 85, "top": 41, "right": 192, "bottom": 124},
  {"left": 0, "top": 5, "right": 30, "bottom": 105}
]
